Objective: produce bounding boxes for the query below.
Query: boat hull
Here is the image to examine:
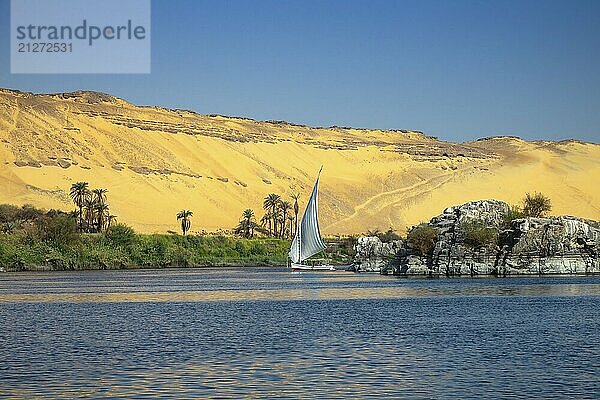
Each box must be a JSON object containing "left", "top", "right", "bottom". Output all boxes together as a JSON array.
[{"left": 291, "top": 263, "right": 336, "bottom": 271}]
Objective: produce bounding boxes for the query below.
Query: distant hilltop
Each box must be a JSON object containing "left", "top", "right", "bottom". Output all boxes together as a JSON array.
[{"left": 0, "top": 88, "right": 598, "bottom": 234}]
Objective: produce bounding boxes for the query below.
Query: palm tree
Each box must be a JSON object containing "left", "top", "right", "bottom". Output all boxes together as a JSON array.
[
  {"left": 91, "top": 189, "right": 107, "bottom": 230},
  {"left": 260, "top": 211, "right": 272, "bottom": 236},
  {"left": 242, "top": 209, "right": 255, "bottom": 238},
  {"left": 177, "top": 210, "right": 193, "bottom": 235},
  {"left": 235, "top": 210, "right": 258, "bottom": 239},
  {"left": 263, "top": 193, "right": 280, "bottom": 236},
  {"left": 95, "top": 203, "right": 110, "bottom": 232},
  {"left": 263, "top": 193, "right": 280, "bottom": 237},
  {"left": 292, "top": 193, "right": 300, "bottom": 234},
  {"left": 69, "top": 182, "right": 89, "bottom": 232},
  {"left": 106, "top": 214, "right": 117, "bottom": 230},
  {"left": 83, "top": 197, "right": 97, "bottom": 232},
  {"left": 287, "top": 215, "right": 295, "bottom": 239},
  {"left": 272, "top": 207, "right": 280, "bottom": 238},
  {"left": 92, "top": 188, "right": 108, "bottom": 204},
  {"left": 279, "top": 201, "right": 292, "bottom": 238},
  {"left": 234, "top": 220, "right": 246, "bottom": 237}
]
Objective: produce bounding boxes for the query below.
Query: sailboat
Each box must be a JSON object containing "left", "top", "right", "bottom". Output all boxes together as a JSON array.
[{"left": 289, "top": 167, "right": 336, "bottom": 271}]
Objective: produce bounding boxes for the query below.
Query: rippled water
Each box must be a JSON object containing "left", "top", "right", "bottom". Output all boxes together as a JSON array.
[{"left": 1, "top": 268, "right": 599, "bottom": 399}]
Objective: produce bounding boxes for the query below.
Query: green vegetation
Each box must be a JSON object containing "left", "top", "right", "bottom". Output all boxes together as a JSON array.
[
  {"left": 2, "top": 181, "right": 557, "bottom": 272},
  {"left": 1, "top": 183, "right": 324, "bottom": 271},
  {"left": 263, "top": 193, "right": 281, "bottom": 237},
  {"left": 0, "top": 230, "right": 290, "bottom": 271},
  {"left": 502, "top": 204, "right": 526, "bottom": 227},
  {"left": 523, "top": 192, "right": 552, "bottom": 218},
  {"left": 324, "top": 236, "right": 357, "bottom": 264},
  {"left": 503, "top": 192, "right": 552, "bottom": 227},
  {"left": 365, "top": 228, "right": 402, "bottom": 243},
  {"left": 0, "top": 202, "right": 290, "bottom": 271},
  {"left": 0, "top": 181, "right": 381, "bottom": 271},
  {"left": 407, "top": 224, "right": 438, "bottom": 256},
  {"left": 104, "top": 223, "right": 136, "bottom": 246},
  {"left": 461, "top": 221, "right": 499, "bottom": 250}
]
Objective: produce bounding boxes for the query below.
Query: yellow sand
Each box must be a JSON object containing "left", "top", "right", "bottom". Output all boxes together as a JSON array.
[{"left": 0, "top": 89, "right": 598, "bottom": 234}]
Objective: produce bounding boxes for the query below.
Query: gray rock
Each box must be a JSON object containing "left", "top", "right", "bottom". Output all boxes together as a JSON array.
[
  {"left": 353, "top": 200, "right": 600, "bottom": 275},
  {"left": 497, "top": 216, "right": 599, "bottom": 275},
  {"left": 353, "top": 236, "right": 403, "bottom": 273}
]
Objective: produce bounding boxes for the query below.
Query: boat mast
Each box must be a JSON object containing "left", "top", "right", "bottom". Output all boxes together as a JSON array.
[{"left": 298, "top": 220, "right": 302, "bottom": 264}]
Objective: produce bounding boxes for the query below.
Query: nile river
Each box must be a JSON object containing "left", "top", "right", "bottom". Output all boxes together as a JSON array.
[{"left": 1, "top": 268, "right": 599, "bottom": 398}]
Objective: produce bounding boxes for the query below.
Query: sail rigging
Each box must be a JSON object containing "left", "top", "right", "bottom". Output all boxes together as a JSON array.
[{"left": 289, "top": 169, "right": 326, "bottom": 263}]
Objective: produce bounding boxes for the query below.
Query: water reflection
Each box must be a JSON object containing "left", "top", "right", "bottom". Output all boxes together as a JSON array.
[
  {"left": 1, "top": 269, "right": 599, "bottom": 399},
  {"left": 0, "top": 269, "right": 599, "bottom": 303}
]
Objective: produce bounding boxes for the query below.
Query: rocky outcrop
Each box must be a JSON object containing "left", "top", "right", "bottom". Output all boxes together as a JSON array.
[
  {"left": 430, "top": 200, "right": 508, "bottom": 276},
  {"left": 496, "top": 216, "right": 599, "bottom": 275},
  {"left": 354, "top": 200, "right": 600, "bottom": 275},
  {"left": 353, "top": 236, "right": 403, "bottom": 272}
]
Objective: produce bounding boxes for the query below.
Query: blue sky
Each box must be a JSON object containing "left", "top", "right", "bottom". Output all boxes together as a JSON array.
[{"left": 1, "top": 0, "right": 599, "bottom": 142}]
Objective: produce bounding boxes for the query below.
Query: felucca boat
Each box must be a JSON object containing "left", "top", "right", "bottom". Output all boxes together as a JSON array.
[{"left": 288, "top": 167, "right": 335, "bottom": 271}]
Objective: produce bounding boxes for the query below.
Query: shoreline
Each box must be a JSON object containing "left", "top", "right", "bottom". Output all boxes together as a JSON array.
[
  {"left": 3, "top": 263, "right": 600, "bottom": 278},
  {"left": 0, "top": 261, "right": 286, "bottom": 273}
]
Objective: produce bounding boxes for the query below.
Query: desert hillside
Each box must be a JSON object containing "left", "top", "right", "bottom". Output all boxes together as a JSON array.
[{"left": 0, "top": 88, "right": 598, "bottom": 234}]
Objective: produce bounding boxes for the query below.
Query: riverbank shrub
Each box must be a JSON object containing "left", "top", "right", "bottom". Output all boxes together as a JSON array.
[
  {"left": 0, "top": 231, "right": 291, "bottom": 271},
  {"left": 104, "top": 223, "right": 136, "bottom": 247},
  {"left": 36, "top": 214, "right": 79, "bottom": 246}
]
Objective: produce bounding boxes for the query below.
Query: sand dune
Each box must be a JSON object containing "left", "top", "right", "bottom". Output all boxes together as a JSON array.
[{"left": 0, "top": 88, "right": 598, "bottom": 234}]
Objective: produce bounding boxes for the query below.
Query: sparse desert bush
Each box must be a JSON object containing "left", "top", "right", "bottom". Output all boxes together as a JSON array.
[
  {"left": 523, "top": 192, "right": 552, "bottom": 218},
  {"left": 462, "top": 221, "right": 499, "bottom": 250},
  {"left": 407, "top": 224, "right": 438, "bottom": 256},
  {"left": 379, "top": 228, "right": 402, "bottom": 243},
  {"left": 502, "top": 205, "right": 526, "bottom": 227},
  {"left": 364, "top": 228, "right": 402, "bottom": 243},
  {"left": 365, "top": 229, "right": 382, "bottom": 237}
]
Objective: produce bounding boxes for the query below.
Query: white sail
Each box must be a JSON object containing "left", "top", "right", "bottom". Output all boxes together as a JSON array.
[{"left": 289, "top": 169, "right": 326, "bottom": 263}]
